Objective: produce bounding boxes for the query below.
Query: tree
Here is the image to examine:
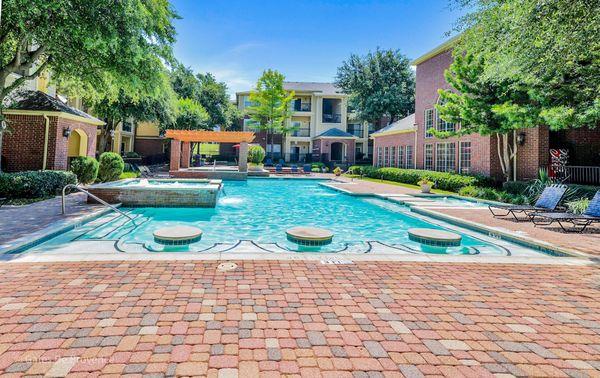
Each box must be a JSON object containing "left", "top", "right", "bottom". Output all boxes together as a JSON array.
[
  {"left": 170, "top": 64, "right": 237, "bottom": 129},
  {"left": 246, "top": 70, "right": 295, "bottom": 160},
  {"left": 436, "top": 52, "right": 541, "bottom": 181},
  {"left": 0, "top": 0, "right": 178, "bottom": 163},
  {"left": 335, "top": 49, "right": 415, "bottom": 123},
  {"left": 173, "top": 98, "right": 210, "bottom": 131},
  {"left": 453, "top": 0, "right": 600, "bottom": 129}
]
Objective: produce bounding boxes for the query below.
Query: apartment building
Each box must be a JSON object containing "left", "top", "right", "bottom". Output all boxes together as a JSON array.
[
  {"left": 372, "top": 37, "right": 600, "bottom": 184},
  {"left": 236, "top": 82, "right": 374, "bottom": 165}
]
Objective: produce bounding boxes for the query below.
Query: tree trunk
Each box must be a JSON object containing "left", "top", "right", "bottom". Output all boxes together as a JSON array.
[
  {"left": 495, "top": 132, "right": 519, "bottom": 182},
  {"left": 0, "top": 131, "right": 3, "bottom": 173}
]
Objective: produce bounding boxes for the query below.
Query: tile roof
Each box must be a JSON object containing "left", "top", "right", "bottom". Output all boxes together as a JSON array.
[
  {"left": 314, "top": 128, "right": 357, "bottom": 139},
  {"left": 371, "top": 114, "right": 415, "bottom": 137},
  {"left": 4, "top": 90, "right": 103, "bottom": 124}
]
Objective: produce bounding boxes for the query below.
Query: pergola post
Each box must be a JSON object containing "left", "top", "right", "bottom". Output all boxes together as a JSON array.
[
  {"left": 239, "top": 141, "right": 249, "bottom": 173},
  {"left": 170, "top": 139, "right": 181, "bottom": 171},
  {"left": 181, "top": 142, "right": 191, "bottom": 168}
]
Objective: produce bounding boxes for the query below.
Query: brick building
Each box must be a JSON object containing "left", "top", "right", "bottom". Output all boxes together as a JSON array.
[
  {"left": 372, "top": 114, "right": 416, "bottom": 168},
  {"left": 372, "top": 38, "right": 600, "bottom": 184},
  {"left": 1, "top": 90, "right": 103, "bottom": 172}
]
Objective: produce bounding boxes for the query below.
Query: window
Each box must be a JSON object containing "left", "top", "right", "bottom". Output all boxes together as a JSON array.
[
  {"left": 459, "top": 141, "right": 472, "bottom": 174},
  {"left": 406, "top": 145, "right": 414, "bottom": 168},
  {"left": 398, "top": 146, "right": 405, "bottom": 168},
  {"left": 291, "top": 121, "right": 310, "bottom": 137},
  {"left": 243, "top": 118, "right": 259, "bottom": 131},
  {"left": 436, "top": 98, "right": 456, "bottom": 133},
  {"left": 384, "top": 147, "right": 390, "bottom": 167},
  {"left": 436, "top": 143, "right": 456, "bottom": 172},
  {"left": 424, "top": 144, "right": 434, "bottom": 170},
  {"left": 390, "top": 146, "right": 397, "bottom": 167},
  {"left": 424, "top": 109, "right": 435, "bottom": 138},
  {"left": 377, "top": 147, "right": 383, "bottom": 167},
  {"left": 266, "top": 144, "right": 281, "bottom": 153},
  {"left": 243, "top": 96, "right": 254, "bottom": 107},
  {"left": 347, "top": 124, "right": 364, "bottom": 137}
]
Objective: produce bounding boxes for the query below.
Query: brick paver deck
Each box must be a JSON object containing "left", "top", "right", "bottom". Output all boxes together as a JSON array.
[{"left": 0, "top": 260, "right": 598, "bottom": 377}]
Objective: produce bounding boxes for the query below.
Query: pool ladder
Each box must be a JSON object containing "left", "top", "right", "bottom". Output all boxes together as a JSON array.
[{"left": 61, "top": 184, "right": 135, "bottom": 221}]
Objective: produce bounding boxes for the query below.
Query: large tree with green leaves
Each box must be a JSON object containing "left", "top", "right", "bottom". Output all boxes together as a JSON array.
[
  {"left": 436, "top": 53, "right": 541, "bottom": 181},
  {"left": 452, "top": 0, "right": 600, "bottom": 129},
  {"left": 246, "top": 70, "right": 295, "bottom": 159},
  {"left": 173, "top": 98, "right": 210, "bottom": 131},
  {"left": 335, "top": 49, "right": 415, "bottom": 123}
]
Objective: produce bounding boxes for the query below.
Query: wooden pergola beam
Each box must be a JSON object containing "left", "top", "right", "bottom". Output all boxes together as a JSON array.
[{"left": 165, "top": 130, "right": 255, "bottom": 143}]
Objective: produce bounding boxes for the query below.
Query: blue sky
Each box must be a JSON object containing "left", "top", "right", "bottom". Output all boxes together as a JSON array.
[{"left": 170, "top": 0, "right": 464, "bottom": 97}]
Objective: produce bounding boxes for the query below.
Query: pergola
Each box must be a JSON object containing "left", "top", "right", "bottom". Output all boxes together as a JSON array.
[{"left": 165, "top": 130, "right": 255, "bottom": 172}]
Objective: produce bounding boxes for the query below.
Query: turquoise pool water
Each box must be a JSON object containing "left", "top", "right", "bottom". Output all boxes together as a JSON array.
[{"left": 25, "top": 179, "right": 526, "bottom": 255}]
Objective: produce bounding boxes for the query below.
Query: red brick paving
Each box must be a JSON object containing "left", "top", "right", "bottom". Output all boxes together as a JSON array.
[{"left": 0, "top": 261, "right": 599, "bottom": 377}]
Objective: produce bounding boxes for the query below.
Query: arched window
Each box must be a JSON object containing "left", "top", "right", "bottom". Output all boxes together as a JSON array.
[{"left": 436, "top": 97, "right": 456, "bottom": 133}]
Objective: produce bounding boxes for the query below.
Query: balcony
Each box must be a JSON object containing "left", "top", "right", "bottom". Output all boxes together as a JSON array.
[
  {"left": 293, "top": 102, "right": 311, "bottom": 112},
  {"left": 292, "top": 128, "right": 311, "bottom": 137},
  {"left": 347, "top": 124, "right": 364, "bottom": 137},
  {"left": 322, "top": 113, "right": 342, "bottom": 123}
]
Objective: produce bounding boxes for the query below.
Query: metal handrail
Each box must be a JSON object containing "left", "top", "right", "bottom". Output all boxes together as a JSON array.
[{"left": 62, "top": 184, "right": 134, "bottom": 221}]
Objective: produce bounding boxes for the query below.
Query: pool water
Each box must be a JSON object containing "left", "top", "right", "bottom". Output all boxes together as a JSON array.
[{"left": 26, "top": 179, "right": 529, "bottom": 255}]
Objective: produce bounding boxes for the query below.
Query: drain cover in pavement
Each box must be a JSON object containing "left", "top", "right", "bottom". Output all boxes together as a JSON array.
[{"left": 217, "top": 262, "right": 238, "bottom": 272}]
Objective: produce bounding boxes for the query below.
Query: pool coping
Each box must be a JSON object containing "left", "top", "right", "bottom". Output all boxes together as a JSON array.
[{"left": 319, "top": 182, "right": 590, "bottom": 259}]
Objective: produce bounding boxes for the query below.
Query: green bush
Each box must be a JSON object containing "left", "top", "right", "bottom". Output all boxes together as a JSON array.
[
  {"left": 347, "top": 165, "right": 371, "bottom": 175},
  {"left": 70, "top": 156, "right": 99, "bottom": 184},
  {"left": 124, "top": 151, "right": 140, "bottom": 158},
  {"left": 0, "top": 171, "right": 77, "bottom": 199},
  {"left": 364, "top": 168, "right": 477, "bottom": 192},
  {"left": 311, "top": 162, "right": 325, "bottom": 168},
  {"left": 502, "top": 180, "right": 531, "bottom": 195},
  {"left": 98, "top": 152, "right": 125, "bottom": 182},
  {"left": 247, "top": 145, "right": 266, "bottom": 164},
  {"left": 566, "top": 197, "right": 591, "bottom": 214},
  {"left": 311, "top": 167, "right": 321, "bottom": 173},
  {"left": 458, "top": 185, "right": 480, "bottom": 197}
]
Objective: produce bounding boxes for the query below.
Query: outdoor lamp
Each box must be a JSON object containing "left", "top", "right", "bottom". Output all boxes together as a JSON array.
[
  {"left": 517, "top": 132, "right": 526, "bottom": 146},
  {"left": 63, "top": 127, "right": 71, "bottom": 137},
  {"left": 0, "top": 119, "right": 7, "bottom": 131}
]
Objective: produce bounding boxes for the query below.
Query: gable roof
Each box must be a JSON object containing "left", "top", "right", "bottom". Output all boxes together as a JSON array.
[
  {"left": 283, "top": 82, "right": 342, "bottom": 96},
  {"left": 314, "top": 128, "right": 357, "bottom": 139},
  {"left": 371, "top": 114, "right": 416, "bottom": 138},
  {"left": 411, "top": 34, "right": 460, "bottom": 66},
  {"left": 4, "top": 90, "right": 104, "bottom": 125}
]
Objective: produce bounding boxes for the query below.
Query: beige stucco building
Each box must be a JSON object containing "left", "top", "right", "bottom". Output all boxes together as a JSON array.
[{"left": 236, "top": 82, "right": 371, "bottom": 164}]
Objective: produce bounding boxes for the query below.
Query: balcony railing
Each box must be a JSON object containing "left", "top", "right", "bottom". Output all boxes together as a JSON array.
[
  {"left": 323, "top": 113, "right": 342, "bottom": 123},
  {"left": 347, "top": 126, "right": 363, "bottom": 137},
  {"left": 544, "top": 165, "right": 600, "bottom": 185},
  {"left": 292, "top": 128, "right": 310, "bottom": 137},
  {"left": 293, "top": 103, "right": 311, "bottom": 112}
]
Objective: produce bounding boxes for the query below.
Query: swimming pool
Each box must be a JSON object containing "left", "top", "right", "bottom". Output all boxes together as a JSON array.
[{"left": 19, "top": 179, "right": 550, "bottom": 256}]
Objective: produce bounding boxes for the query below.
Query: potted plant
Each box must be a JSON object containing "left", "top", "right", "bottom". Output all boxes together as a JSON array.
[
  {"left": 333, "top": 167, "right": 343, "bottom": 176},
  {"left": 247, "top": 145, "right": 266, "bottom": 171},
  {"left": 418, "top": 177, "right": 433, "bottom": 193}
]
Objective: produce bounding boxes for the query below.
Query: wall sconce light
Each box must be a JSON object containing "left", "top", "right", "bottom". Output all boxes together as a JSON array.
[
  {"left": 62, "top": 127, "right": 71, "bottom": 138},
  {"left": 0, "top": 119, "right": 7, "bottom": 131},
  {"left": 517, "top": 132, "right": 526, "bottom": 146}
]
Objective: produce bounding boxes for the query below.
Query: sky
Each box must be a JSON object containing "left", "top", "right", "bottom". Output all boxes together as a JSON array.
[{"left": 170, "top": 0, "right": 465, "bottom": 98}]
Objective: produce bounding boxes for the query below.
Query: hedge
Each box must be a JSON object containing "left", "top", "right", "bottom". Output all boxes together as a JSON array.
[
  {"left": 355, "top": 167, "right": 476, "bottom": 192},
  {"left": 0, "top": 171, "right": 77, "bottom": 199}
]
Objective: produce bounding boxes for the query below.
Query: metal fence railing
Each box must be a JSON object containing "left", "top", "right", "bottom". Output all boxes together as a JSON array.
[{"left": 544, "top": 165, "right": 600, "bottom": 185}]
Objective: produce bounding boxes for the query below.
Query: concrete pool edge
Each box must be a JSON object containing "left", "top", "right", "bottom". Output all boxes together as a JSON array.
[{"left": 320, "top": 182, "right": 590, "bottom": 259}]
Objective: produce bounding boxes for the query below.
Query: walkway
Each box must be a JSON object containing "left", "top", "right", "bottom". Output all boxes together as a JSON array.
[
  {"left": 0, "top": 193, "right": 103, "bottom": 252},
  {"left": 328, "top": 178, "right": 600, "bottom": 257},
  {"left": 0, "top": 260, "right": 598, "bottom": 377}
]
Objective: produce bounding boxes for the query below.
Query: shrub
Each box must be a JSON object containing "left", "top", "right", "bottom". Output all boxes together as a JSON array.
[
  {"left": 333, "top": 167, "right": 343, "bottom": 175},
  {"left": 566, "top": 198, "right": 591, "bottom": 214},
  {"left": 311, "top": 167, "right": 321, "bottom": 173},
  {"left": 364, "top": 168, "right": 477, "bottom": 192},
  {"left": 311, "top": 162, "right": 325, "bottom": 168},
  {"left": 347, "top": 165, "right": 363, "bottom": 175},
  {"left": 0, "top": 171, "right": 77, "bottom": 199},
  {"left": 119, "top": 171, "right": 141, "bottom": 179},
  {"left": 124, "top": 151, "right": 140, "bottom": 158},
  {"left": 247, "top": 145, "right": 266, "bottom": 164},
  {"left": 502, "top": 180, "right": 531, "bottom": 195},
  {"left": 458, "top": 185, "right": 480, "bottom": 198},
  {"left": 70, "top": 156, "right": 99, "bottom": 184},
  {"left": 97, "top": 152, "right": 125, "bottom": 182},
  {"left": 477, "top": 187, "right": 501, "bottom": 201}
]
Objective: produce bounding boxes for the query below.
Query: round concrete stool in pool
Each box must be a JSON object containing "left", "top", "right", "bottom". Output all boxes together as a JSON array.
[
  {"left": 286, "top": 227, "right": 334, "bottom": 246},
  {"left": 153, "top": 226, "right": 203, "bottom": 246},
  {"left": 408, "top": 228, "right": 462, "bottom": 247}
]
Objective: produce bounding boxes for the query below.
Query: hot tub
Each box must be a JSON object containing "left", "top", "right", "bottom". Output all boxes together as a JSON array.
[{"left": 87, "top": 178, "right": 222, "bottom": 207}]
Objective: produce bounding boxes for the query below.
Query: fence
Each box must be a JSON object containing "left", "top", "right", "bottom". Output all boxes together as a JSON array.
[{"left": 544, "top": 165, "right": 600, "bottom": 185}]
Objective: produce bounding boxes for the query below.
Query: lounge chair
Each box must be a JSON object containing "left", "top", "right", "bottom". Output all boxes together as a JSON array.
[
  {"left": 302, "top": 164, "right": 312, "bottom": 174},
  {"left": 531, "top": 190, "right": 600, "bottom": 232},
  {"left": 0, "top": 197, "right": 6, "bottom": 208},
  {"left": 291, "top": 165, "right": 298, "bottom": 174},
  {"left": 279, "top": 159, "right": 285, "bottom": 166},
  {"left": 275, "top": 164, "right": 283, "bottom": 174},
  {"left": 265, "top": 158, "right": 273, "bottom": 167},
  {"left": 488, "top": 184, "right": 567, "bottom": 221}
]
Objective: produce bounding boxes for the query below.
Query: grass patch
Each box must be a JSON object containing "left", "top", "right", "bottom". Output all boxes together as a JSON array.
[
  {"left": 344, "top": 175, "right": 456, "bottom": 195},
  {"left": 119, "top": 171, "right": 141, "bottom": 179}
]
